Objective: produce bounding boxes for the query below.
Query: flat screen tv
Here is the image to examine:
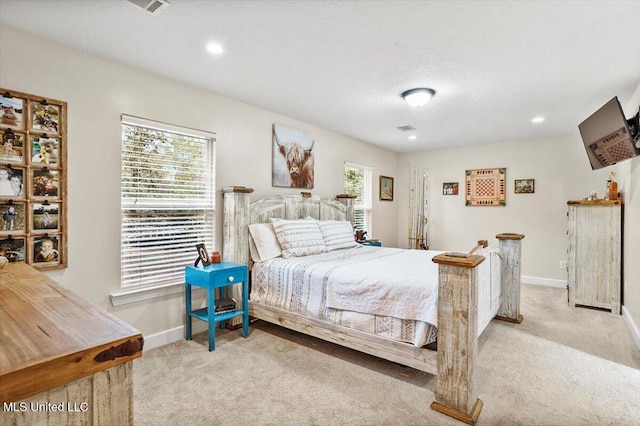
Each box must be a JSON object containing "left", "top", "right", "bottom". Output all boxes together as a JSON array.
[{"left": 578, "top": 97, "right": 640, "bottom": 170}]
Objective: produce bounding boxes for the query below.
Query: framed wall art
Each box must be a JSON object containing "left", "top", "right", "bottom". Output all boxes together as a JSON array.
[
  {"left": 0, "top": 88, "right": 67, "bottom": 270},
  {"left": 443, "top": 182, "right": 458, "bottom": 195},
  {"left": 380, "top": 175, "right": 394, "bottom": 201},
  {"left": 272, "top": 123, "right": 315, "bottom": 189},
  {"left": 515, "top": 179, "right": 535, "bottom": 194},
  {"left": 465, "top": 168, "right": 506, "bottom": 206}
]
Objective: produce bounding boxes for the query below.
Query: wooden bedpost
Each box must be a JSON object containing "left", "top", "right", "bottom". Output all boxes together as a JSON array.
[
  {"left": 335, "top": 193, "right": 356, "bottom": 225},
  {"left": 431, "top": 253, "right": 485, "bottom": 425},
  {"left": 494, "top": 233, "right": 525, "bottom": 324},
  {"left": 222, "top": 186, "right": 254, "bottom": 327},
  {"left": 222, "top": 186, "right": 254, "bottom": 265}
]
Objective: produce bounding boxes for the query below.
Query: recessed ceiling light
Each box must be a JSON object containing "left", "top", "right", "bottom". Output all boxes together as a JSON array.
[
  {"left": 531, "top": 116, "right": 545, "bottom": 124},
  {"left": 408, "top": 135, "right": 417, "bottom": 140},
  {"left": 206, "top": 43, "right": 224, "bottom": 55},
  {"left": 402, "top": 88, "right": 435, "bottom": 107}
]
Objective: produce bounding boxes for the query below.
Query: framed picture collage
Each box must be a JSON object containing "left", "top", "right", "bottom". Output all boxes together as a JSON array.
[{"left": 0, "top": 88, "right": 66, "bottom": 269}]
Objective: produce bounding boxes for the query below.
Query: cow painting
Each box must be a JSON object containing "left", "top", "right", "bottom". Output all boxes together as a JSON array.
[{"left": 272, "top": 124, "right": 315, "bottom": 189}]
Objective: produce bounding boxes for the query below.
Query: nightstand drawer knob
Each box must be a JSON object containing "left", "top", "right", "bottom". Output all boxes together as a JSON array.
[{"left": 227, "top": 276, "right": 234, "bottom": 282}]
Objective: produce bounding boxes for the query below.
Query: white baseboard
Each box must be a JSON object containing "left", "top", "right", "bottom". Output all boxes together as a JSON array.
[
  {"left": 143, "top": 322, "right": 209, "bottom": 351},
  {"left": 521, "top": 275, "right": 567, "bottom": 289},
  {"left": 622, "top": 306, "right": 640, "bottom": 351}
]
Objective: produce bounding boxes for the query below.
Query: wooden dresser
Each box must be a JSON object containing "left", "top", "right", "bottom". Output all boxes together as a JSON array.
[
  {"left": 567, "top": 200, "right": 622, "bottom": 314},
  {"left": 0, "top": 263, "right": 143, "bottom": 425}
]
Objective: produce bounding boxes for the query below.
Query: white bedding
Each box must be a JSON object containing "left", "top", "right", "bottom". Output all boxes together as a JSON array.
[
  {"left": 325, "top": 248, "right": 442, "bottom": 324},
  {"left": 251, "top": 245, "right": 441, "bottom": 347}
]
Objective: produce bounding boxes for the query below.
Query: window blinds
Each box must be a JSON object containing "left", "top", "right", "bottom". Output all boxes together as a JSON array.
[
  {"left": 344, "top": 162, "right": 373, "bottom": 235},
  {"left": 120, "top": 115, "right": 215, "bottom": 288}
]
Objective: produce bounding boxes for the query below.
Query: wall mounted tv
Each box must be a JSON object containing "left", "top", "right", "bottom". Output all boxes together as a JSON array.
[{"left": 578, "top": 97, "right": 640, "bottom": 170}]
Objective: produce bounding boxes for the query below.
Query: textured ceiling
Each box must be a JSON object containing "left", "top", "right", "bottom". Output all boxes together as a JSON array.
[{"left": 0, "top": 0, "right": 639, "bottom": 153}]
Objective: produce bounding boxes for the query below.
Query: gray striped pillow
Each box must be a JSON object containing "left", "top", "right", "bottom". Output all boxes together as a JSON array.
[
  {"left": 271, "top": 219, "right": 327, "bottom": 258},
  {"left": 319, "top": 220, "right": 359, "bottom": 251}
]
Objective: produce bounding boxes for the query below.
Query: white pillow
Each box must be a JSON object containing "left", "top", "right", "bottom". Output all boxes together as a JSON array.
[
  {"left": 319, "top": 220, "right": 359, "bottom": 251},
  {"left": 271, "top": 218, "right": 327, "bottom": 258},
  {"left": 248, "top": 233, "right": 261, "bottom": 263},
  {"left": 248, "top": 223, "right": 282, "bottom": 262}
]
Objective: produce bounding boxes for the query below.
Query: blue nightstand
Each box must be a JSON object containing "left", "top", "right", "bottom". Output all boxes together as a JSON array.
[
  {"left": 185, "top": 262, "right": 249, "bottom": 351},
  {"left": 358, "top": 240, "right": 381, "bottom": 247}
]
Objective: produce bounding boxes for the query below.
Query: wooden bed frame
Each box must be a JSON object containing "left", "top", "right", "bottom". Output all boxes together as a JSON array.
[{"left": 222, "top": 187, "right": 525, "bottom": 425}]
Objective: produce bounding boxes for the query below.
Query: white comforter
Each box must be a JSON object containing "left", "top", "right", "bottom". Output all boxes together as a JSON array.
[
  {"left": 252, "top": 244, "right": 501, "bottom": 345},
  {"left": 250, "top": 245, "right": 441, "bottom": 347},
  {"left": 324, "top": 248, "right": 443, "bottom": 325}
]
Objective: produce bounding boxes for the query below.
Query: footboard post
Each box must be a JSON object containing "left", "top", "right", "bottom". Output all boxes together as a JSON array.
[
  {"left": 431, "top": 253, "right": 485, "bottom": 425},
  {"left": 495, "top": 233, "right": 525, "bottom": 324}
]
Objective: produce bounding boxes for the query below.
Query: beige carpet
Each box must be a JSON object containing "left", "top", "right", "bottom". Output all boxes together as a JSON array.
[{"left": 133, "top": 285, "right": 640, "bottom": 426}]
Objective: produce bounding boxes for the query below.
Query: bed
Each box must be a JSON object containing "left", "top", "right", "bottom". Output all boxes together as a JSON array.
[
  {"left": 221, "top": 188, "right": 525, "bottom": 425},
  {"left": 251, "top": 244, "right": 501, "bottom": 348}
]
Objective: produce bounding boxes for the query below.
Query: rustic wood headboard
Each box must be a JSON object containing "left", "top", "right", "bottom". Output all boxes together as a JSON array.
[{"left": 221, "top": 187, "right": 355, "bottom": 267}]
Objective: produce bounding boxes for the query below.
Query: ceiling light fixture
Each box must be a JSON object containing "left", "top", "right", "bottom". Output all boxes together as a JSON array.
[
  {"left": 206, "top": 43, "right": 224, "bottom": 55},
  {"left": 408, "top": 135, "right": 417, "bottom": 140},
  {"left": 402, "top": 88, "right": 435, "bottom": 107},
  {"left": 531, "top": 116, "right": 545, "bottom": 124}
]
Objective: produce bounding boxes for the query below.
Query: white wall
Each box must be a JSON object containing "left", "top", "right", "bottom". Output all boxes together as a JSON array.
[
  {"left": 397, "top": 134, "right": 616, "bottom": 283},
  {"left": 397, "top": 89, "right": 640, "bottom": 347},
  {"left": 619, "top": 83, "right": 640, "bottom": 347},
  {"left": 0, "top": 25, "right": 400, "bottom": 340}
]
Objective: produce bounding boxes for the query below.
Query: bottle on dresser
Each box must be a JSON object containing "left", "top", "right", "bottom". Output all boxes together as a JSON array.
[{"left": 608, "top": 172, "right": 618, "bottom": 201}]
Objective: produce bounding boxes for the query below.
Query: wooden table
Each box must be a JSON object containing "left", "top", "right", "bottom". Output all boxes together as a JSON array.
[{"left": 0, "top": 263, "right": 143, "bottom": 425}]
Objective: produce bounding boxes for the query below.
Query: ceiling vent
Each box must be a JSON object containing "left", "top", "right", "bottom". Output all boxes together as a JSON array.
[
  {"left": 127, "top": 0, "right": 170, "bottom": 14},
  {"left": 396, "top": 125, "right": 416, "bottom": 132}
]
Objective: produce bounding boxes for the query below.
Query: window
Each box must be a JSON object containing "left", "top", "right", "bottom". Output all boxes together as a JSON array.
[
  {"left": 121, "top": 115, "right": 215, "bottom": 289},
  {"left": 344, "top": 162, "right": 373, "bottom": 236}
]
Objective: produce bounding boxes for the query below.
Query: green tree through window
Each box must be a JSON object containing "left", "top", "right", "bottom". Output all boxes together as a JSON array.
[
  {"left": 344, "top": 162, "right": 372, "bottom": 235},
  {"left": 121, "top": 117, "right": 215, "bottom": 288}
]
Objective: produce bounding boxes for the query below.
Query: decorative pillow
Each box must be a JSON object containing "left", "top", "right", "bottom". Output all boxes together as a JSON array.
[
  {"left": 271, "top": 218, "right": 327, "bottom": 258},
  {"left": 319, "top": 220, "right": 359, "bottom": 251},
  {"left": 248, "top": 223, "right": 282, "bottom": 262}
]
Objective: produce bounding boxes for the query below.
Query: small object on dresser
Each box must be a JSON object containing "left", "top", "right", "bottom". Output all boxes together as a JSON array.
[
  {"left": 608, "top": 172, "right": 618, "bottom": 201},
  {"left": 214, "top": 297, "right": 236, "bottom": 314},
  {"left": 211, "top": 251, "right": 221, "bottom": 263}
]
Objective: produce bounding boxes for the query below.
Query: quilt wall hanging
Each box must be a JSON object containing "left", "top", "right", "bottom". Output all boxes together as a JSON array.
[{"left": 465, "top": 168, "right": 506, "bottom": 206}]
